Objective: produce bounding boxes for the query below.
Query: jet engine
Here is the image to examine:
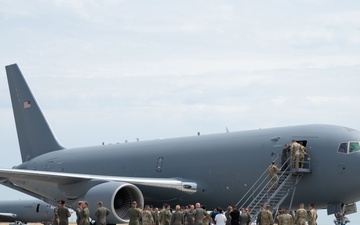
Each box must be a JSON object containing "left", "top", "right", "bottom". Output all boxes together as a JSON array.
[{"left": 84, "top": 182, "right": 144, "bottom": 224}]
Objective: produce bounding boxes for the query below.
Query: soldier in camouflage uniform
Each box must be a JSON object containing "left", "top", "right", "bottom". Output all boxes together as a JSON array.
[
  {"left": 142, "top": 205, "right": 154, "bottom": 225},
  {"left": 193, "top": 203, "right": 207, "bottom": 225},
  {"left": 162, "top": 204, "right": 172, "bottom": 225},
  {"left": 256, "top": 204, "right": 264, "bottom": 225},
  {"left": 95, "top": 201, "right": 110, "bottom": 225},
  {"left": 128, "top": 201, "right": 141, "bottom": 225},
  {"left": 290, "top": 140, "right": 301, "bottom": 168},
  {"left": 260, "top": 205, "right": 274, "bottom": 225},
  {"left": 307, "top": 204, "right": 317, "bottom": 225},
  {"left": 278, "top": 208, "right": 293, "bottom": 225},
  {"left": 170, "top": 205, "right": 184, "bottom": 225},
  {"left": 184, "top": 205, "right": 195, "bottom": 225},
  {"left": 299, "top": 142, "right": 307, "bottom": 168},
  {"left": 80, "top": 201, "right": 90, "bottom": 225},
  {"left": 57, "top": 200, "right": 71, "bottom": 225},
  {"left": 294, "top": 203, "right": 307, "bottom": 225},
  {"left": 268, "top": 161, "right": 280, "bottom": 191}
]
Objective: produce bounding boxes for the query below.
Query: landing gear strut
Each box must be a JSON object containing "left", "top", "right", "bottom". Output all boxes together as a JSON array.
[{"left": 333, "top": 212, "right": 350, "bottom": 225}]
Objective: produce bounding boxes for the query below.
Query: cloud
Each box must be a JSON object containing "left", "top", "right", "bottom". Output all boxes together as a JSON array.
[{"left": 270, "top": 96, "right": 288, "bottom": 105}]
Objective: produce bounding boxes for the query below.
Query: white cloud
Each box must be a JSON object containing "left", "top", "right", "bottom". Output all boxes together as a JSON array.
[{"left": 270, "top": 96, "right": 288, "bottom": 105}]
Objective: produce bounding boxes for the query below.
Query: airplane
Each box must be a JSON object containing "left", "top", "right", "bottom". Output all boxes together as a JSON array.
[
  {"left": 1, "top": 63, "right": 360, "bottom": 224},
  {"left": 0, "top": 199, "right": 54, "bottom": 224}
]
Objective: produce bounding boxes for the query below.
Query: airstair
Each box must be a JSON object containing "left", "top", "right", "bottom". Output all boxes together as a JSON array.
[{"left": 235, "top": 156, "right": 311, "bottom": 223}]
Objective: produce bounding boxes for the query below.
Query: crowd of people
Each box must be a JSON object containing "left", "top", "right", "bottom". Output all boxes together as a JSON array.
[
  {"left": 53, "top": 200, "right": 110, "bottom": 225},
  {"left": 127, "top": 201, "right": 318, "bottom": 225}
]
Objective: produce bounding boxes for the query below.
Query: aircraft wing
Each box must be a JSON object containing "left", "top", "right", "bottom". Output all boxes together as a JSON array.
[
  {"left": 0, "top": 168, "right": 197, "bottom": 193},
  {"left": 0, "top": 213, "right": 17, "bottom": 222}
]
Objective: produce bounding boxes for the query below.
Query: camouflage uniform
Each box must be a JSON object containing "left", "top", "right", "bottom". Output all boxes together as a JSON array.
[
  {"left": 184, "top": 209, "right": 194, "bottom": 225},
  {"left": 294, "top": 208, "right": 307, "bottom": 225},
  {"left": 95, "top": 206, "right": 110, "bottom": 225},
  {"left": 80, "top": 207, "right": 90, "bottom": 225},
  {"left": 129, "top": 207, "right": 141, "bottom": 225},
  {"left": 57, "top": 205, "right": 71, "bottom": 225},
  {"left": 76, "top": 206, "right": 82, "bottom": 225},
  {"left": 162, "top": 209, "right": 172, "bottom": 225},
  {"left": 268, "top": 163, "right": 280, "bottom": 190},
  {"left": 54, "top": 206, "right": 59, "bottom": 225},
  {"left": 260, "top": 209, "right": 273, "bottom": 225},
  {"left": 193, "top": 207, "right": 207, "bottom": 225},
  {"left": 170, "top": 210, "right": 184, "bottom": 225},
  {"left": 299, "top": 144, "right": 306, "bottom": 168},
  {"left": 308, "top": 209, "right": 317, "bottom": 225},
  {"left": 290, "top": 142, "right": 301, "bottom": 168},
  {"left": 278, "top": 213, "right": 293, "bottom": 225},
  {"left": 142, "top": 209, "right": 154, "bottom": 225}
]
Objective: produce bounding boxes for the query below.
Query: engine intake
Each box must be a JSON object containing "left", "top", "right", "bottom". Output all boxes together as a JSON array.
[{"left": 84, "top": 182, "right": 144, "bottom": 223}]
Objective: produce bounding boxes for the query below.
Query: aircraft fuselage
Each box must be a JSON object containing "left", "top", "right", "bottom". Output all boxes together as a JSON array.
[{"left": 15, "top": 124, "right": 360, "bottom": 210}]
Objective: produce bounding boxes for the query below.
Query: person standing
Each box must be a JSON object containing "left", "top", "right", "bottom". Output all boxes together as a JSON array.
[
  {"left": 80, "top": 201, "right": 90, "bottom": 225},
  {"left": 299, "top": 142, "right": 307, "bottom": 168},
  {"left": 129, "top": 201, "right": 141, "bottom": 225},
  {"left": 260, "top": 205, "right": 273, "bottom": 225},
  {"left": 277, "top": 208, "right": 293, "bottom": 225},
  {"left": 193, "top": 203, "right": 207, "bottom": 225},
  {"left": 294, "top": 203, "right": 307, "bottom": 225},
  {"left": 268, "top": 161, "right": 280, "bottom": 191},
  {"left": 239, "top": 208, "right": 251, "bottom": 225},
  {"left": 308, "top": 204, "right": 317, "bottom": 225},
  {"left": 230, "top": 206, "right": 240, "bottom": 225},
  {"left": 142, "top": 205, "right": 154, "bottom": 225},
  {"left": 225, "top": 206, "right": 232, "bottom": 225},
  {"left": 95, "top": 201, "right": 110, "bottom": 225},
  {"left": 138, "top": 204, "right": 144, "bottom": 225},
  {"left": 162, "top": 204, "right": 172, "bottom": 225},
  {"left": 153, "top": 207, "right": 160, "bottom": 225},
  {"left": 76, "top": 202, "right": 83, "bottom": 225},
  {"left": 170, "top": 205, "right": 184, "bottom": 225},
  {"left": 290, "top": 140, "right": 301, "bottom": 168},
  {"left": 201, "top": 205, "right": 210, "bottom": 225},
  {"left": 215, "top": 209, "right": 227, "bottom": 225},
  {"left": 256, "top": 204, "right": 264, "bottom": 225},
  {"left": 184, "top": 205, "right": 194, "bottom": 225},
  {"left": 54, "top": 201, "right": 61, "bottom": 225},
  {"left": 57, "top": 200, "right": 71, "bottom": 225},
  {"left": 281, "top": 144, "right": 290, "bottom": 170},
  {"left": 159, "top": 204, "right": 166, "bottom": 225}
]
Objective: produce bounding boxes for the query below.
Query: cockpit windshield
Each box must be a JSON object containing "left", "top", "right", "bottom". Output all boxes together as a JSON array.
[
  {"left": 337, "top": 142, "right": 360, "bottom": 154},
  {"left": 350, "top": 142, "right": 360, "bottom": 153}
]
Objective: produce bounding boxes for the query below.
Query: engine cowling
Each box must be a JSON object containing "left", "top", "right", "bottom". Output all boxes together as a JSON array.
[{"left": 84, "top": 182, "right": 144, "bottom": 224}]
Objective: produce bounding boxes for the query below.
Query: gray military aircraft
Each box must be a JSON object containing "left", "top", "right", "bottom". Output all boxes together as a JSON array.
[
  {"left": 1, "top": 64, "right": 360, "bottom": 224},
  {"left": 0, "top": 199, "right": 54, "bottom": 224}
]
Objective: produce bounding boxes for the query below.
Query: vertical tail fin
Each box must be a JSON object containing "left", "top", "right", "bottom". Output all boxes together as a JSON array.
[{"left": 5, "top": 64, "right": 64, "bottom": 162}]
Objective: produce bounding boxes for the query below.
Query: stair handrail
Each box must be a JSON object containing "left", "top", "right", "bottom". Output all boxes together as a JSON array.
[
  {"left": 248, "top": 160, "right": 292, "bottom": 216},
  {"left": 235, "top": 153, "right": 289, "bottom": 208},
  {"left": 235, "top": 154, "right": 281, "bottom": 208}
]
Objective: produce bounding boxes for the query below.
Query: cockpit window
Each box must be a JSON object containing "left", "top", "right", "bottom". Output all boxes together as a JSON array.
[
  {"left": 337, "top": 142, "right": 360, "bottom": 154},
  {"left": 338, "top": 143, "right": 348, "bottom": 153},
  {"left": 349, "top": 142, "right": 360, "bottom": 153}
]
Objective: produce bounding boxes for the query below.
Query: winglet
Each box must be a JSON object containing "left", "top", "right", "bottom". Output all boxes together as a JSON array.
[{"left": 6, "top": 64, "right": 65, "bottom": 162}]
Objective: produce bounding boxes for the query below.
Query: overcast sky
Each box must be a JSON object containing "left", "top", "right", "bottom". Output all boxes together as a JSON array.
[{"left": 1, "top": 1, "right": 360, "bottom": 224}]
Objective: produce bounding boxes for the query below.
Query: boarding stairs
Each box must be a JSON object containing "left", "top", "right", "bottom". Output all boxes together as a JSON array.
[{"left": 235, "top": 156, "right": 311, "bottom": 223}]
